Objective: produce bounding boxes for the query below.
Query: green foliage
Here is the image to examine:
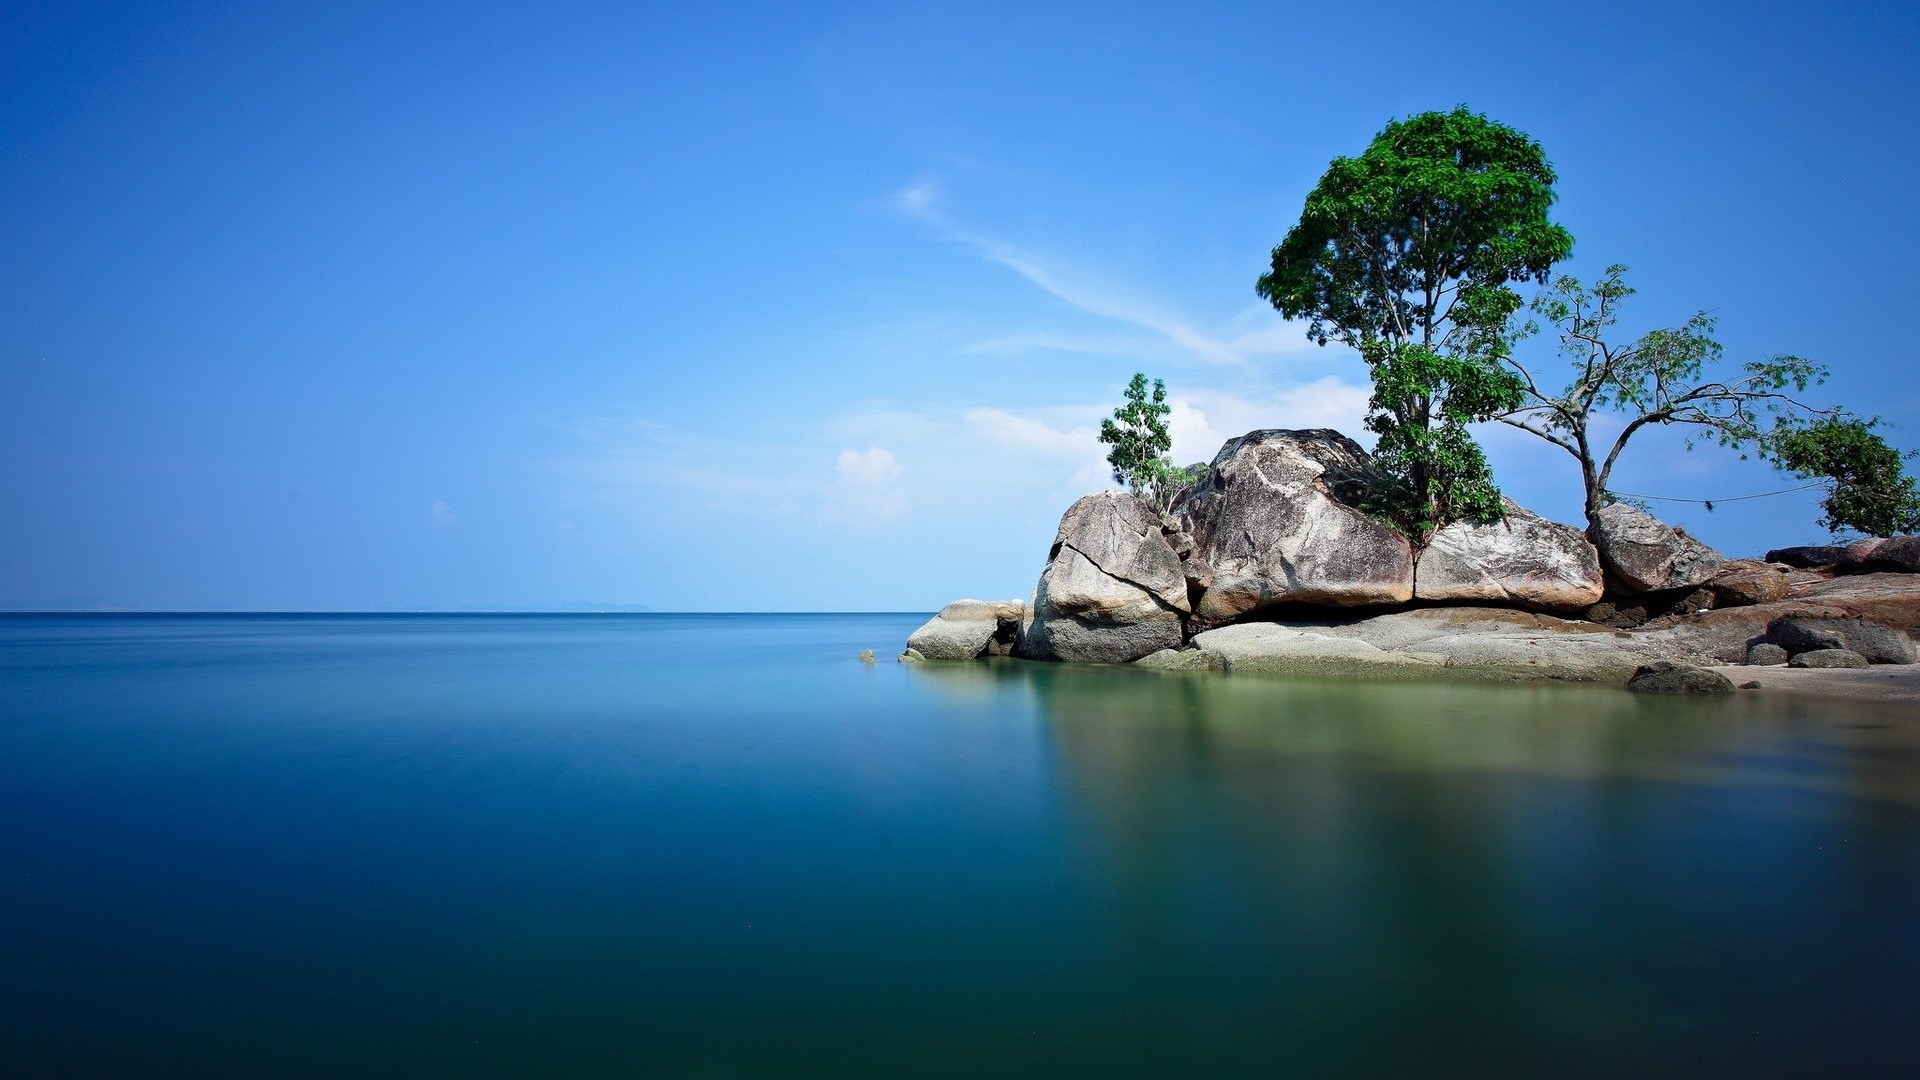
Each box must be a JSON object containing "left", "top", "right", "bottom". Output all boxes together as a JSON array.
[
  {"left": 1258, "top": 107, "right": 1572, "bottom": 538},
  {"left": 1361, "top": 344, "right": 1522, "bottom": 535},
  {"left": 1098, "top": 374, "right": 1200, "bottom": 515},
  {"left": 1772, "top": 417, "right": 1920, "bottom": 537},
  {"left": 1498, "top": 265, "right": 1837, "bottom": 532}
]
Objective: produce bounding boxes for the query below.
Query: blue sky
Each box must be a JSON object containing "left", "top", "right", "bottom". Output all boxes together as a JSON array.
[{"left": 3, "top": 0, "right": 1916, "bottom": 611}]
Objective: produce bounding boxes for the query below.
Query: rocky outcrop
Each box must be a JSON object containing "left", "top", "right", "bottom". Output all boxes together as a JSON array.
[
  {"left": 1182, "top": 608, "right": 1678, "bottom": 683},
  {"left": 1593, "top": 503, "right": 1725, "bottom": 593},
  {"left": 905, "top": 599, "right": 1025, "bottom": 660},
  {"left": 1178, "top": 430, "right": 1413, "bottom": 622},
  {"left": 1020, "top": 492, "right": 1187, "bottom": 664},
  {"left": 1414, "top": 499, "right": 1604, "bottom": 610},
  {"left": 909, "top": 421, "right": 1920, "bottom": 687}
]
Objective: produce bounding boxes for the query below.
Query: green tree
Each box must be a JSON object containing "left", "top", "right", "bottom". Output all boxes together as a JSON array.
[
  {"left": 1494, "top": 265, "right": 1841, "bottom": 538},
  {"left": 1772, "top": 417, "right": 1920, "bottom": 537},
  {"left": 1098, "top": 374, "right": 1202, "bottom": 515},
  {"left": 1258, "top": 106, "right": 1573, "bottom": 539}
]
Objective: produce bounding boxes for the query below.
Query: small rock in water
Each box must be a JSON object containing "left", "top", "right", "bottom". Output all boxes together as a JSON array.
[
  {"left": 1626, "top": 661, "right": 1735, "bottom": 694},
  {"left": 1738, "top": 680, "right": 1762, "bottom": 690},
  {"left": 1788, "top": 648, "right": 1869, "bottom": 669},
  {"left": 858, "top": 649, "right": 875, "bottom": 664},
  {"left": 897, "top": 648, "right": 925, "bottom": 663}
]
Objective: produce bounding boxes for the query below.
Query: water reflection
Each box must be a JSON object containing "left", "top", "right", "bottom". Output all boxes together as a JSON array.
[{"left": 913, "top": 661, "right": 1920, "bottom": 1075}]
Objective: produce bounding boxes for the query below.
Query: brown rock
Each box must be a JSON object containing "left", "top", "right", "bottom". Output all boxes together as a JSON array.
[
  {"left": 1707, "top": 561, "right": 1794, "bottom": 606},
  {"left": 1594, "top": 504, "right": 1725, "bottom": 593}
]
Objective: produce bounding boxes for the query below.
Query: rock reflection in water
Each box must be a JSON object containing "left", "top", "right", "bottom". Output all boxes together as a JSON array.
[{"left": 911, "top": 661, "right": 1920, "bottom": 1076}]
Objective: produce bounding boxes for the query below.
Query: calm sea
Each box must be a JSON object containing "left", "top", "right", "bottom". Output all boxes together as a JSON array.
[{"left": 1, "top": 613, "right": 1916, "bottom": 1078}]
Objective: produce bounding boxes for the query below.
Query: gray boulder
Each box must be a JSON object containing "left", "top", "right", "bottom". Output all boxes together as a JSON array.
[
  {"left": 1415, "top": 499, "right": 1604, "bottom": 611},
  {"left": 1626, "top": 661, "right": 1735, "bottom": 694},
  {"left": 1789, "top": 648, "right": 1869, "bottom": 669},
  {"left": 1178, "top": 430, "right": 1413, "bottom": 622},
  {"left": 1021, "top": 492, "right": 1188, "bottom": 664},
  {"left": 905, "top": 599, "right": 1025, "bottom": 660},
  {"left": 1768, "top": 616, "right": 1915, "bottom": 664},
  {"left": 1745, "top": 642, "right": 1789, "bottom": 666},
  {"left": 1594, "top": 504, "right": 1725, "bottom": 594},
  {"left": 1767, "top": 617, "right": 1846, "bottom": 654}
]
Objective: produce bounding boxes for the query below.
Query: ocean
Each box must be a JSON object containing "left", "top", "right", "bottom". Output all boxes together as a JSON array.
[{"left": 2, "top": 613, "right": 1916, "bottom": 1077}]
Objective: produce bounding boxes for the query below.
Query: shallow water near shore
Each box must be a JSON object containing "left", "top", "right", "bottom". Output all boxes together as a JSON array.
[{"left": 2, "top": 612, "right": 1917, "bottom": 1078}]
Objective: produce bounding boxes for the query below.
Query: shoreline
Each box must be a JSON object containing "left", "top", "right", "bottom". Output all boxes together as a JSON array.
[{"left": 1715, "top": 664, "right": 1920, "bottom": 705}]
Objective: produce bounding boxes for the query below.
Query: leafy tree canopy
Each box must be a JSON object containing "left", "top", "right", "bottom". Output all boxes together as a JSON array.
[
  {"left": 1773, "top": 417, "right": 1920, "bottom": 537},
  {"left": 1258, "top": 107, "right": 1573, "bottom": 539},
  {"left": 1098, "top": 374, "right": 1205, "bottom": 516},
  {"left": 1497, "top": 265, "right": 1842, "bottom": 537}
]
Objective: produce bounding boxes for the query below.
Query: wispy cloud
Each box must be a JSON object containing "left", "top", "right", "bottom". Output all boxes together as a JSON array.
[{"left": 893, "top": 178, "right": 1315, "bottom": 368}]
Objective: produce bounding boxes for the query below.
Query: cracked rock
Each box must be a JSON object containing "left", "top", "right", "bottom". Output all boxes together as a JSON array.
[{"left": 1019, "top": 491, "right": 1187, "bottom": 663}]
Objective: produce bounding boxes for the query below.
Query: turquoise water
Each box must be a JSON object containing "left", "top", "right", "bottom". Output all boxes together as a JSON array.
[{"left": 1, "top": 613, "right": 1916, "bottom": 1078}]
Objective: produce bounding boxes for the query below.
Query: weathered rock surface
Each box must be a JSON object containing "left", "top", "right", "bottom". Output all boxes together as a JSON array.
[
  {"left": 1187, "top": 608, "right": 1672, "bottom": 683},
  {"left": 1866, "top": 536, "right": 1920, "bottom": 573},
  {"left": 1746, "top": 642, "right": 1789, "bottom": 666},
  {"left": 1627, "top": 661, "right": 1735, "bottom": 694},
  {"left": 1790, "top": 648, "right": 1869, "bottom": 669},
  {"left": 1770, "top": 615, "right": 1915, "bottom": 664},
  {"left": 1764, "top": 544, "right": 1850, "bottom": 569},
  {"left": 1021, "top": 492, "right": 1187, "bottom": 664},
  {"left": 1133, "top": 647, "right": 1225, "bottom": 672},
  {"left": 1178, "top": 430, "right": 1413, "bottom": 622},
  {"left": 1414, "top": 499, "right": 1604, "bottom": 610},
  {"left": 1594, "top": 503, "right": 1725, "bottom": 593},
  {"left": 905, "top": 599, "right": 1025, "bottom": 660},
  {"left": 1625, "top": 573, "right": 1920, "bottom": 664},
  {"left": 1706, "top": 561, "right": 1795, "bottom": 607}
]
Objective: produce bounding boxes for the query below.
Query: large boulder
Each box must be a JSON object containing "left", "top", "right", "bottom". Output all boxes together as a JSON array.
[
  {"left": 1768, "top": 615, "right": 1915, "bottom": 664},
  {"left": 1178, "top": 430, "right": 1413, "bottom": 622},
  {"left": 1414, "top": 499, "right": 1603, "bottom": 611},
  {"left": 905, "top": 599, "right": 1025, "bottom": 660},
  {"left": 1021, "top": 492, "right": 1188, "bottom": 664},
  {"left": 1706, "top": 560, "right": 1796, "bottom": 607},
  {"left": 1864, "top": 536, "right": 1920, "bottom": 573},
  {"left": 1593, "top": 504, "right": 1725, "bottom": 594}
]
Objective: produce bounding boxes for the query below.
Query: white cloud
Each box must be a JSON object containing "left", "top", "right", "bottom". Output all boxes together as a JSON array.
[
  {"left": 893, "top": 178, "right": 1316, "bottom": 369},
  {"left": 831, "top": 446, "right": 906, "bottom": 518},
  {"left": 963, "top": 408, "right": 1097, "bottom": 458},
  {"left": 429, "top": 501, "right": 457, "bottom": 528},
  {"left": 836, "top": 446, "right": 902, "bottom": 485},
  {"left": 1165, "top": 377, "right": 1373, "bottom": 461}
]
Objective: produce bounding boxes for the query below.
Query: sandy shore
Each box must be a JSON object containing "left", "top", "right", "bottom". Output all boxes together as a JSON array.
[{"left": 1715, "top": 664, "right": 1920, "bottom": 704}]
